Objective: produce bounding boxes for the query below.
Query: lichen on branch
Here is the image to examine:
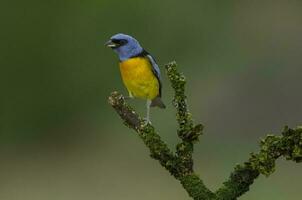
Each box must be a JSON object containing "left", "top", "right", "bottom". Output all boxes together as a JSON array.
[
  {"left": 215, "top": 126, "right": 302, "bottom": 199},
  {"left": 108, "top": 90, "right": 213, "bottom": 198},
  {"left": 108, "top": 61, "right": 302, "bottom": 200},
  {"left": 165, "top": 61, "right": 203, "bottom": 142}
]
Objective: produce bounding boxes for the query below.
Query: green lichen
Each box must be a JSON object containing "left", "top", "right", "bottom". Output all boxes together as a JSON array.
[
  {"left": 108, "top": 61, "right": 302, "bottom": 200},
  {"left": 165, "top": 62, "right": 203, "bottom": 175},
  {"left": 215, "top": 126, "right": 302, "bottom": 199},
  {"left": 215, "top": 164, "right": 259, "bottom": 200},
  {"left": 137, "top": 123, "right": 178, "bottom": 176},
  {"left": 165, "top": 61, "right": 202, "bottom": 142},
  {"left": 180, "top": 174, "right": 214, "bottom": 200}
]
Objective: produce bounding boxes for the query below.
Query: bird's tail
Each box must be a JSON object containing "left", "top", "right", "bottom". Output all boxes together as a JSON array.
[{"left": 150, "top": 96, "right": 166, "bottom": 109}]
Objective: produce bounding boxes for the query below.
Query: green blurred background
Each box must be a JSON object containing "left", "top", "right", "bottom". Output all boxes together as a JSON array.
[{"left": 1, "top": 0, "right": 302, "bottom": 199}]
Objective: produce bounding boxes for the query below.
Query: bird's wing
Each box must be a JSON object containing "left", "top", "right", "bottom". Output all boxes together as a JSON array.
[{"left": 145, "top": 53, "right": 162, "bottom": 97}]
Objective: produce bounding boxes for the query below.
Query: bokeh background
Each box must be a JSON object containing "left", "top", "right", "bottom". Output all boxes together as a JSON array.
[{"left": 1, "top": 0, "right": 302, "bottom": 199}]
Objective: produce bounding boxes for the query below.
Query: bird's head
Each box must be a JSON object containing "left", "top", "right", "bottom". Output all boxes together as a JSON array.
[{"left": 105, "top": 33, "right": 143, "bottom": 61}]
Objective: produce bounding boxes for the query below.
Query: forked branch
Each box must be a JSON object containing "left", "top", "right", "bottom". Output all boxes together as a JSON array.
[{"left": 108, "top": 61, "right": 302, "bottom": 200}]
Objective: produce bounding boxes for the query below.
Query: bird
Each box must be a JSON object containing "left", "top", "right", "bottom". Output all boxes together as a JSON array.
[{"left": 105, "top": 33, "right": 165, "bottom": 123}]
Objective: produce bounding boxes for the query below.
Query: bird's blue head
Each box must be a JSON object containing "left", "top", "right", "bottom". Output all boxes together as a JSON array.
[{"left": 105, "top": 33, "right": 143, "bottom": 61}]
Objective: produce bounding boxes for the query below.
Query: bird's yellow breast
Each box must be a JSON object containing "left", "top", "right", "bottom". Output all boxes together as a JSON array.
[{"left": 119, "top": 57, "right": 159, "bottom": 100}]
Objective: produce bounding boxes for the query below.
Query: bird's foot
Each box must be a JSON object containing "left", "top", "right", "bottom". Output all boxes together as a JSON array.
[
  {"left": 124, "top": 92, "right": 134, "bottom": 100},
  {"left": 142, "top": 118, "right": 152, "bottom": 126},
  {"left": 124, "top": 96, "right": 134, "bottom": 100}
]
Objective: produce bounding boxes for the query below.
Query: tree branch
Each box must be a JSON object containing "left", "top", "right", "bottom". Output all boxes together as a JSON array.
[
  {"left": 108, "top": 61, "right": 302, "bottom": 200},
  {"left": 108, "top": 91, "right": 176, "bottom": 174},
  {"left": 215, "top": 126, "right": 302, "bottom": 199},
  {"left": 165, "top": 62, "right": 203, "bottom": 174},
  {"left": 108, "top": 90, "right": 214, "bottom": 199}
]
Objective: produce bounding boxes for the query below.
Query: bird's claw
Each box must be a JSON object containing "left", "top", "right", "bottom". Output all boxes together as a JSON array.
[
  {"left": 142, "top": 118, "right": 152, "bottom": 126},
  {"left": 124, "top": 96, "right": 134, "bottom": 100}
]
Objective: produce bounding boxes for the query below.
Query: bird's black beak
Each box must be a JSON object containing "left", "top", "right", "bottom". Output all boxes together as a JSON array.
[{"left": 105, "top": 39, "right": 118, "bottom": 48}]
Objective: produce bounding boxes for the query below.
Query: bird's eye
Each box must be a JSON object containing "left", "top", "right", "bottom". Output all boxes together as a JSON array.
[
  {"left": 119, "top": 39, "right": 128, "bottom": 45},
  {"left": 111, "top": 39, "right": 128, "bottom": 46}
]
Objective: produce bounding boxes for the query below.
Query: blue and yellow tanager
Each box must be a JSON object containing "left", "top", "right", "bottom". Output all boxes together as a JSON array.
[{"left": 105, "top": 33, "right": 165, "bottom": 122}]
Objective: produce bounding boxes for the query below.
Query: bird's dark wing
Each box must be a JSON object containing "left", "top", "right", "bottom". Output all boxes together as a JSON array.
[{"left": 146, "top": 53, "right": 162, "bottom": 97}]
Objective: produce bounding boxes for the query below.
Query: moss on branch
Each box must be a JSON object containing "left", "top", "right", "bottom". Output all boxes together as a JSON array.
[
  {"left": 165, "top": 61, "right": 203, "bottom": 174},
  {"left": 108, "top": 90, "right": 213, "bottom": 197},
  {"left": 108, "top": 61, "right": 302, "bottom": 200},
  {"left": 108, "top": 92, "right": 176, "bottom": 174},
  {"left": 215, "top": 126, "right": 302, "bottom": 199},
  {"left": 165, "top": 61, "right": 203, "bottom": 143}
]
